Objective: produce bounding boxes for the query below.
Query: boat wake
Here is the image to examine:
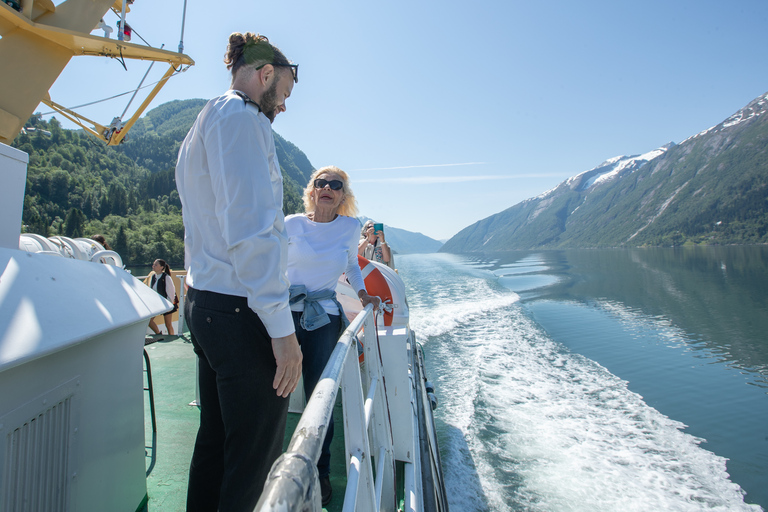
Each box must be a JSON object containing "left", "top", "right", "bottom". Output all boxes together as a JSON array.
[{"left": 399, "top": 254, "right": 761, "bottom": 512}]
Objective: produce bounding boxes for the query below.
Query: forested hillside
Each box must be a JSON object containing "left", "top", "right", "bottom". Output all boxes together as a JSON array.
[{"left": 13, "top": 99, "right": 315, "bottom": 266}]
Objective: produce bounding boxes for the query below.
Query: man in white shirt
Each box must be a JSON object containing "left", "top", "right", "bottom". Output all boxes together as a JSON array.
[{"left": 175, "top": 32, "right": 302, "bottom": 512}]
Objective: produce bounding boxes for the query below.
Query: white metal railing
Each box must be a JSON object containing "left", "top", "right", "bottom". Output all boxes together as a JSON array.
[
  {"left": 255, "top": 304, "right": 397, "bottom": 512},
  {"left": 177, "top": 274, "right": 187, "bottom": 334}
]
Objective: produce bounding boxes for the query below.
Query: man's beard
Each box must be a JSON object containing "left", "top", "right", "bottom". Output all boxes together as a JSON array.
[{"left": 260, "top": 79, "right": 279, "bottom": 123}]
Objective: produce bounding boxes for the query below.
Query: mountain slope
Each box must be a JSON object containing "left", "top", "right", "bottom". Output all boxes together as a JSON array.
[
  {"left": 383, "top": 225, "right": 443, "bottom": 254},
  {"left": 14, "top": 99, "right": 317, "bottom": 265},
  {"left": 118, "top": 98, "right": 316, "bottom": 213},
  {"left": 15, "top": 99, "right": 440, "bottom": 264},
  {"left": 358, "top": 217, "right": 443, "bottom": 254},
  {"left": 442, "top": 92, "right": 768, "bottom": 252}
]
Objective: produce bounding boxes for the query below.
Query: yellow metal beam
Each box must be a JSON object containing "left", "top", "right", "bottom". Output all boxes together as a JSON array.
[
  {"left": 108, "top": 64, "right": 177, "bottom": 145},
  {"left": 111, "top": 0, "right": 130, "bottom": 14},
  {"left": 0, "top": 0, "right": 193, "bottom": 145},
  {"left": 41, "top": 98, "right": 108, "bottom": 140},
  {"left": 0, "top": 5, "right": 193, "bottom": 65}
]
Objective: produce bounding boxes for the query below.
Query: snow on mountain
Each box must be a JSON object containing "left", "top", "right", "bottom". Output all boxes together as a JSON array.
[
  {"left": 532, "top": 145, "right": 672, "bottom": 207},
  {"left": 563, "top": 145, "right": 671, "bottom": 192},
  {"left": 441, "top": 89, "right": 768, "bottom": 252},
  {"left": 680, "top": 92, "right": 768, "bottom": 145},
  {"left": 590, "top": 147, "right": 669, "bottom": 186}
]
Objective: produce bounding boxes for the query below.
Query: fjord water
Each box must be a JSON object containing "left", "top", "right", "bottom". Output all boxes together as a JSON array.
[{"left": 398, "top": 247, "right": 768, "bottom": 511}]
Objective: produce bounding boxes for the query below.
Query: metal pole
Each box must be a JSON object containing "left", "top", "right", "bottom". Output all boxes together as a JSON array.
[
  {"left": 178, "top": 0, "right": 188, "bottom": 54},
  {"left": 177, "top": 274, "right": 186, "bottom": 335},
  {"left": 121, "top": 45, "right": 163, "bottom": 120},
  {"left": 118, "top": 0, "right": 127, "bottom": 41}
]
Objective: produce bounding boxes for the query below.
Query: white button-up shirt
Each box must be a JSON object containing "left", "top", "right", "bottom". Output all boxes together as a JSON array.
[{"left": 175, "top": 90, "right": 294, "bottom": 338}]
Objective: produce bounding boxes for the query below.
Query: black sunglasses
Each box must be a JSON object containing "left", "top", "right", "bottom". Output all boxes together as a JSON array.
[
  {"left": 273, "top": 63, "right": 299, "bottom": 83},
  {"left": 314, "top": 178, "right": 343, "bottom": 190},
  {"left": 254, "top": 62, "right": 299, "bottom": 83}
]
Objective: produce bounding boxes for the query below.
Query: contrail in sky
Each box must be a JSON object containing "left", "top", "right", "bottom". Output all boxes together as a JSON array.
[
  {"left": 351, "top": 162, "right": 489, "bottom": 171},
  {"left": 356, "top": 173, "right": 563, "bottom": 184}
]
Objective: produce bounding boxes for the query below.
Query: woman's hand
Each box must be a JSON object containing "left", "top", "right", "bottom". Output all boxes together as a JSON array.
[
  {"left": 365, "top": 225, "right": 376, "bottom": 241},
  {"left": 359, "top": 291, "right": 381, "bottom": 309}
]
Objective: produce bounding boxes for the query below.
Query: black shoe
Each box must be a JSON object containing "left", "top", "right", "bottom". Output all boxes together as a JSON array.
[{"left": 320, "top": 475, "right": 332, "bottom": 506}]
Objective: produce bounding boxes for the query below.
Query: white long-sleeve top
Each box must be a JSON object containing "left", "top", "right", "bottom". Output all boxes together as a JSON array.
[
  {"left": 175, "top": 90, "right": 294, "bottom": 338},
  {"left": 150, "top": 272, "right": 176, "bottom": 301},
  {"left": 285, "top": 214, "right": 366, "bottom": 315}
]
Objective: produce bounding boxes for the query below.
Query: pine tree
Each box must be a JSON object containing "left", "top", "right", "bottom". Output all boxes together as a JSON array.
[
  {"left": 114, "top": 224, "right": 128, "bottom": 258},
  {"left": 64, "top": 208, "right": 85, "bottom": 238}
]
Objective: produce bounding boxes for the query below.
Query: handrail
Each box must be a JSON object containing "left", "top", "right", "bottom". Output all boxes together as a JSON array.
[{"left": 255, "top": 303, "right": 396, "bottom": 512}]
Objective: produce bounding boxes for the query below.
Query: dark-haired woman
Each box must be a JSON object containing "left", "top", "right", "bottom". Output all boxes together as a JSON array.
[
  {"left": 91, "top": 234, "right": 111, "bottom": 250},
  {"left": 148, "top": 259, "right": 176, "bottom": 335}
]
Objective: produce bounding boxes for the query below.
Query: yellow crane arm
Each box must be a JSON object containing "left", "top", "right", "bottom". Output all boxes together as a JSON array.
[{"left": 0, "top": 0, "right": 194, "bottom": 144}]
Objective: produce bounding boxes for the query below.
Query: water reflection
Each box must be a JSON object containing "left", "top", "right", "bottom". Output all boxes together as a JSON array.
[
  {"left": 471, "top": 247, "right": 768, "bottom": 381},
  {"left": 497, "top": 274, "right": 560, "bottom": 292}
]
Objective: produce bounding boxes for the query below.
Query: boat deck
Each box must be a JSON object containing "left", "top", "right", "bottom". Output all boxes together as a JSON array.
[{"left": 141, "top": 334, "right": 346, "bottom": 512}]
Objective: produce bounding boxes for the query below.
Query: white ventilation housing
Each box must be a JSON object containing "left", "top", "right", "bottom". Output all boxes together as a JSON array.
[{"left": 0, "top": 247, "right": 172, "bottom": 511}]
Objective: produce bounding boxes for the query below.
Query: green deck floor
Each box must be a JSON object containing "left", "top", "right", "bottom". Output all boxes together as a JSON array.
[{"left": 141, "top": 336, "right": 346, "bottom": 511}]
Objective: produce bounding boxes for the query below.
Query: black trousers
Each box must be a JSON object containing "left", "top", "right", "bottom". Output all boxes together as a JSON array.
[{"left": 185, "top": 287, "right": 289, "bottom": 512}]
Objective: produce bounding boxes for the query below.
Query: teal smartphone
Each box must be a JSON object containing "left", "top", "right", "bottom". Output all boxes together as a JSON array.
[{"left": 374, "top": 223, "right": 383, "bottom": 232}]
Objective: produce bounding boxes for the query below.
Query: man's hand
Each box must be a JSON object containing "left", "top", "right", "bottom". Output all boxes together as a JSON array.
[{"left": 271, "top": 333, "right": 302, "bottom": 398}]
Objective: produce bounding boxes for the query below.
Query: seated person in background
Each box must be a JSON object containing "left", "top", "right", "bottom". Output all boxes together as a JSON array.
[
  {"left": 148, "top": 258, "right": 176, "bottom": 336},
  {"left": 91, "top": 234, "right": 111, "bottom": 250},
  {"left": 358, "top": 219, "right": 394, "bottom": 269},
  {"left": 90, "top": 234, "right": 115, "bottom": 264}
]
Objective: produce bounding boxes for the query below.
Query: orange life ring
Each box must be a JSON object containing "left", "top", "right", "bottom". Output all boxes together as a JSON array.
[{"left": 358, "top": 255, "right": 393, "bottom": 326}]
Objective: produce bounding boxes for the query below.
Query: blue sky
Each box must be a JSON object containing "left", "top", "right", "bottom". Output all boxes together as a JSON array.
[{"left": 41, "top": 0, "right": 768, "bottom": 240}]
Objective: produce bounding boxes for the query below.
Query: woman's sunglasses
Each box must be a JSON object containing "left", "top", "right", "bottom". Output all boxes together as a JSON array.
[{"left": 314, "top": 178, "right": 344, "bottom": 190}]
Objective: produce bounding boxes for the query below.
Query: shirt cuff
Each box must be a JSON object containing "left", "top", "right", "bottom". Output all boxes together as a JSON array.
[{"left": 258, "top": 306, "right": 296, "bottom": 338}]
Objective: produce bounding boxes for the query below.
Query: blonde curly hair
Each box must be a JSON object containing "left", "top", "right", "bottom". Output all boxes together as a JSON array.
[{"left": 302, "top": 166, "right": 358, "bottom": 218}]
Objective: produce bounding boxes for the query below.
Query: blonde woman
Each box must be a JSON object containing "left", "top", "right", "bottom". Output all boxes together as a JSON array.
[{"left": 285, "top": 165, "right": 380, "bottom": 506}]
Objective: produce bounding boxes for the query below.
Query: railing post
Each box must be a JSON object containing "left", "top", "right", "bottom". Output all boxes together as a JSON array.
[
  {"left": 341, "top": 336, "right": 376, "bottom": 511},
  {"left": 362, "top": 313, "right": 396, "bottom": 512},
  {"left": 177, "top": 274, "right": 186, "bottom": 335}
]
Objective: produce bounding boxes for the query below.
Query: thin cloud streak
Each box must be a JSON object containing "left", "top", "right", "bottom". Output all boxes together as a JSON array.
[
  {"left": 355, "top": 174, "right": 564, "bottom": 185},
  {"left": 351, "top": 162, "right": 489, "bottom": 171}
]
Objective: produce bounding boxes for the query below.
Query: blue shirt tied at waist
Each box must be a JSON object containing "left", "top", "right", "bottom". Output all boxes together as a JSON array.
[{"left": 289, "top": 285, "right": 350, "bottom": 333}]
